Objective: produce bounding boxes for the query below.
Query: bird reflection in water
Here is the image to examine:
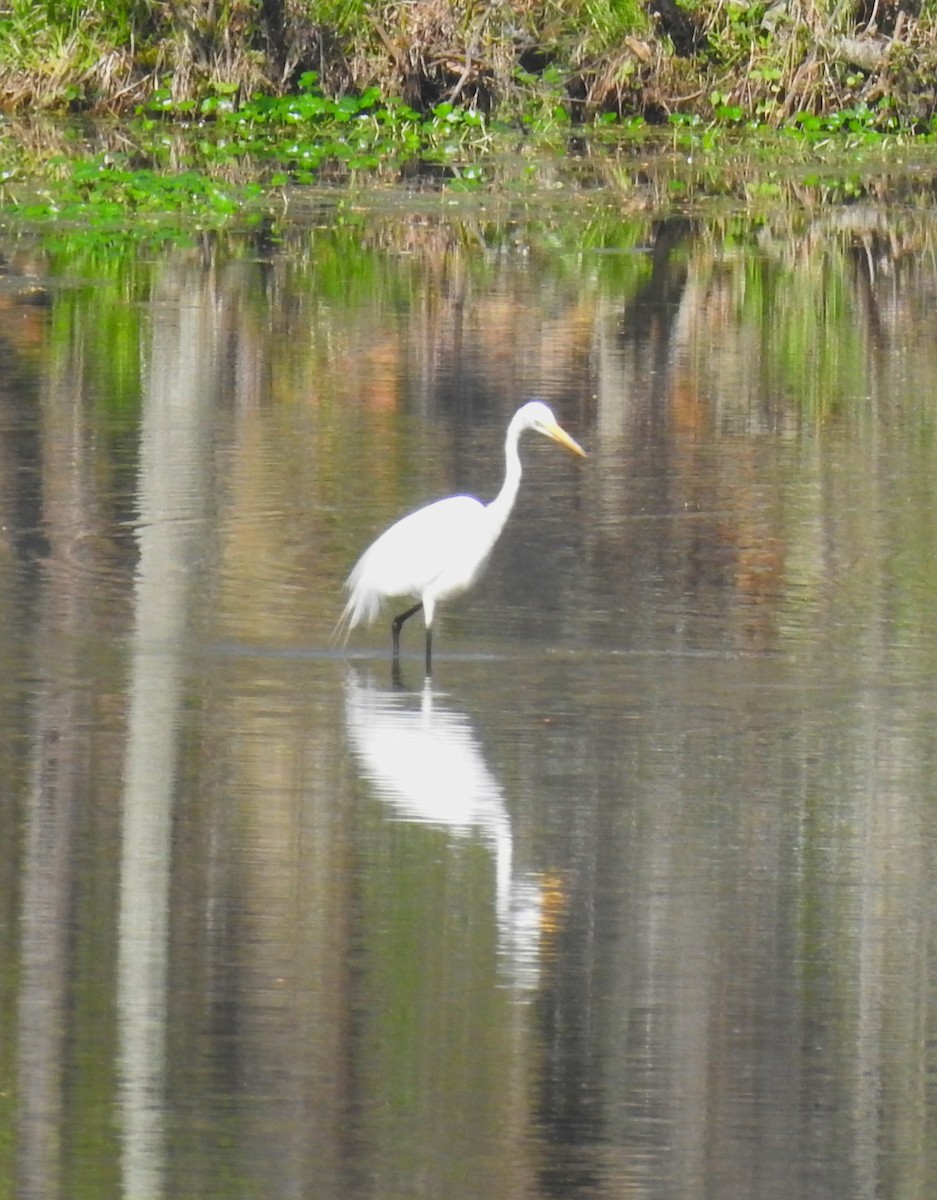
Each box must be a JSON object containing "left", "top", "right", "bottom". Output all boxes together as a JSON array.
[{"left": 344, "top": 671, "right": 559, "bottom": 992}]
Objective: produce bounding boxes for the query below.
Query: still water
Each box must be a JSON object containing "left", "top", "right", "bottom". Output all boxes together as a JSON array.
[{"left": 3, "top": 187, "right": 937, "bottom": 1200}]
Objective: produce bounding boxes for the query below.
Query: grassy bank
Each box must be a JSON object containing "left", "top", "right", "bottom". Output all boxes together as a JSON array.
[
  {"left": 2, "top": 0, "right": 937, "bottom": 236},
  {"left": 2, "top": 0, "right": 937, "bottom": 131}
]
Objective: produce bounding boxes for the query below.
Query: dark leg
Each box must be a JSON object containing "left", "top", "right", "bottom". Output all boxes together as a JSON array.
[
  {"left": 425, "top": 626, "right": 432, "bottom": 676},
  {"left": 391, "top": 602, "right": 423, "bottom": 658}
]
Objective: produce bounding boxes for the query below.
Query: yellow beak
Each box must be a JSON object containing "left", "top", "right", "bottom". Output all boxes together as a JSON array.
[{"left": 546, "top": 421, "right": 587, "bottom": 458}]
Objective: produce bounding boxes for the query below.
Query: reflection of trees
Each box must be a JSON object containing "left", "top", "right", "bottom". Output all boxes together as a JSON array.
[
  {"left": 11, "top": 285, "right": 121, "bottom": 1200},
  {"left": 4, "top": 207, "right": 937, "bottom": 1198},
  {"left": 583, "top": 212, "right": 937, "bottom": 660},
  {"left": 519, "top": 645, "right": 937, "bottom": 1199},
  {"left": 117, "top": 257, "right": 219, "bottom": 1200}
]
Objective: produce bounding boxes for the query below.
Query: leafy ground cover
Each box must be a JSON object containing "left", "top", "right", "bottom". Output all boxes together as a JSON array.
[
  {"left": 3, "top": 0, "right": 937, "bottom": 239},
  {"left": 1, "top": 62, "right": 935, "bottom": 240}
]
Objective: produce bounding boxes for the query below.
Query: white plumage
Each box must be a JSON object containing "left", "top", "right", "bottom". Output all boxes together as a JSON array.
[{"left": 337, "top": 401, "right": 586, "bottom": 670}]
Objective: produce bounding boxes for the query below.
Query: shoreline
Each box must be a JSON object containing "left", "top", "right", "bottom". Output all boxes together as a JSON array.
[{"left": 1, "top": 2, "right": 936, "bottom": 132}]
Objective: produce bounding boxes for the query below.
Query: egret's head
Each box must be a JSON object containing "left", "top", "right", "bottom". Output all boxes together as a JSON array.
[{"left": 519, "top": 400, "right": 587, "bottom": 458}]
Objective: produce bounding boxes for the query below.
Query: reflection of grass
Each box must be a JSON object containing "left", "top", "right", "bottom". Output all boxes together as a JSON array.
[
  {"left": 2, "top": 48, "right": 937, "bottom": 241},
  {"left": 24, "top": 205, "right": 934, "bottom": 431},
  {"left": 715, "top": 235, "right": 866, "bottom": 421},
  {"left": 1, "top": 121, "right": 935, "bottom": 242},
  {"left": 3, "top": 56, "right": 937, "bottom": 237},
  {"left": 0, "top": 74, "right": 500, "bottom": 227}
]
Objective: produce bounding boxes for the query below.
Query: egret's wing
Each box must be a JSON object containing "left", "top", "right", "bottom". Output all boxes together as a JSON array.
[{"left": 338, "top": 495, "right": 485, "bottom": 632}]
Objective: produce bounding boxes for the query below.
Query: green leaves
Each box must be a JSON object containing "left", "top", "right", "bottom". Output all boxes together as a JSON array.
[
  {"left": 3, "top": 61, "right": 934, "bottom": 244},
  {"left": 133, "top": 77, "right": 491, "bottom": 179},
  {"left": 0, "top": 74, "right": 498, "bottom": 233},
  {"left": 7, "top": 155, "right": 255, "bottom": 229}
]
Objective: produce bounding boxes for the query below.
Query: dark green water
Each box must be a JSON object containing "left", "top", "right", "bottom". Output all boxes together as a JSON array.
[{"left": 3, "top": 193, "right": 937, "bottom": 1199}]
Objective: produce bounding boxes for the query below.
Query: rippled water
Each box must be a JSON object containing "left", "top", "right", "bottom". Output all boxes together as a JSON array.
[{"left": 4, "top": 194, "right": 937, "bottom": 1199}]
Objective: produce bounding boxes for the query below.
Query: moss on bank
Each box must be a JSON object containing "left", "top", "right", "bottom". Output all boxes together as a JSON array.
[{"left": 2, "top": 0, "right": 937, "bottom": 131}]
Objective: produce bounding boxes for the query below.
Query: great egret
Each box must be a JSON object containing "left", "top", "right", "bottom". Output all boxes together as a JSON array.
[{"left": 337, "top": 401, "right": 586, "bottom": 671}]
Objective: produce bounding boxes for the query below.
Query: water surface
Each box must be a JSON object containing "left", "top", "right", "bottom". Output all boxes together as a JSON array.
[{"left": 3, "top": 193, "right": 937, "bottom": 1200}]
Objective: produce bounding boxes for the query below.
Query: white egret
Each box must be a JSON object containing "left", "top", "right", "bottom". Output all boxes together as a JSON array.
[{"left": 337, "top": 401, "right": 586, "bottom": 671}]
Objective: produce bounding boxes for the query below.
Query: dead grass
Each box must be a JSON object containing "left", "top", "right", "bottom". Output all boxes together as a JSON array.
[
  {"left": 355, "top": 0, "right": 513, "bottom": 112},
  {"left": 1, "top": 0, "right": 937, "bottom": 129}
]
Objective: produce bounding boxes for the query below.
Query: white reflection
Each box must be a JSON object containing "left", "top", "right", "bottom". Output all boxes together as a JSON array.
[
  {"left": 344, "top": 672, "right": 546, "bottom": 991},
  {"left": 118, "top": 271, "right": 216, "bottom": 1200}
]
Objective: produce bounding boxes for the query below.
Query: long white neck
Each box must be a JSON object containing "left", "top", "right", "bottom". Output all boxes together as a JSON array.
[{"left": 485, "top": 410, "right": 525, "bottom": 537}]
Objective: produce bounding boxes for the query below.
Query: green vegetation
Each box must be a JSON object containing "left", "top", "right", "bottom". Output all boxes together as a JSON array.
[
  {"left": 2, "top": 2, "right": 937, "bottom": 233},
  {"left": 2, "top": 0, "right": 937, "bottom": 130},
  {"left": 0, "top": 77, "right": 496, "bottom": 231}
]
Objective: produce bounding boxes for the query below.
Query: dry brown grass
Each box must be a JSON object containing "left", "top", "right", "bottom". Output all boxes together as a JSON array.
[
  {"left": 2, "top": 0, "right": 937, "bottom": 127},
  {"left": 352, "top": 0, "right": 513, "bottom": 112}
]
